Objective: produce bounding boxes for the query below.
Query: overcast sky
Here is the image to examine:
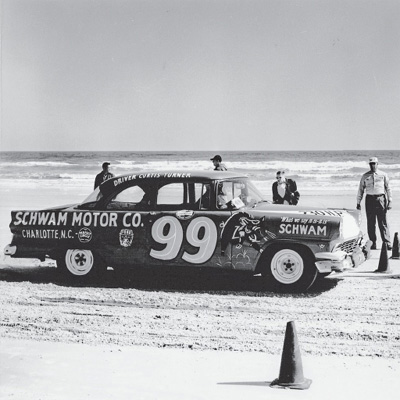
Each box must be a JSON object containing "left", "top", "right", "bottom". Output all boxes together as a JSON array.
[{"left": 1, "top": 0, "right": 400, "bottom": 152}]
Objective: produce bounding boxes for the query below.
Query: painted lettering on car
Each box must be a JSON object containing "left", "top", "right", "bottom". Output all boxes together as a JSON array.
[
  {"left": 13, "top": 211, "right": 142, "bottom": 229},
  {"left": 279, "top": 224, "right": 327, "bottom": 236},
  {"left": 21, "top": 229, "right": 74, "bottom": 239}
]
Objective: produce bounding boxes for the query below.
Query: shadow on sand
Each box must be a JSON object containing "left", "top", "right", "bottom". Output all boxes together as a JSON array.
[{"left": 0, "top": 264, "right": 339, "bottom": 297}]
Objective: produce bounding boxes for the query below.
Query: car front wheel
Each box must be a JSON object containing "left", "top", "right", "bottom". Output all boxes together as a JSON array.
[{"left": 261, "top": 245, "right": 317, "bottom": 292}]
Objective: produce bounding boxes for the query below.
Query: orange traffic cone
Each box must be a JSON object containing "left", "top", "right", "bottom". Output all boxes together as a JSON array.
[
  {"left": 391, "top": 232, "right": 399, "bottom": 260},
  {"left": 270, "top": 321, "right": 312, "bottom": 390},
  {"left": 375, "top": 242, "right": 391, "bottom": 273}
]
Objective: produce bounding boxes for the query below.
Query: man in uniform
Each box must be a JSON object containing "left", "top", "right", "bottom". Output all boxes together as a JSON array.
[
  {"left": 357, "top": 157, "right": 392, "bottom": 250},
  {"left": 94, "top": 162, "right": 114, "bottom": 189}
]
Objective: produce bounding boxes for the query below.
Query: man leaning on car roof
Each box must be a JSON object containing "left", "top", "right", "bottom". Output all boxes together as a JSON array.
[
  {"left": 94, "top": 162, "right": 115, "bottom": 189},
  {"left": 210, "top": 154, "right": 227, "bottom": 171}
]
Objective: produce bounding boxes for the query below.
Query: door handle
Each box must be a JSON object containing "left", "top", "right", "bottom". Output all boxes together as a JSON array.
[{"left": 176, "top": 210, "right": 194, "bottom": 220}]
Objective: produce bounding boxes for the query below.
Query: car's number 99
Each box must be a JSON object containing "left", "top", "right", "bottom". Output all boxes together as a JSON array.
[{"left": 150, "top": 216, "right": 218, "bottom": 264}]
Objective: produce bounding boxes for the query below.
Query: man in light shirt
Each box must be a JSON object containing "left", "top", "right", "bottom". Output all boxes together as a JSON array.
[{"left": 356, "top": 157, "right": 392, "bottom": 250}]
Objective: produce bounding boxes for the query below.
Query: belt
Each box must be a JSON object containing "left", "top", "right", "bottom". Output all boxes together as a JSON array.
[{"left": 367, "top": 194, "right": 385, "bottom": 197}]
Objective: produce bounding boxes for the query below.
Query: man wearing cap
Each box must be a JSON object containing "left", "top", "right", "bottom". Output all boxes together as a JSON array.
[
  {"left": 94, "top": 162, "right": 115, "bottom": 189},
  {"left": 210, "top": 155, "right": 227, "bottom": 171},
  {"left": 357, "top": 157, "right": 392, "bottom": 250}
]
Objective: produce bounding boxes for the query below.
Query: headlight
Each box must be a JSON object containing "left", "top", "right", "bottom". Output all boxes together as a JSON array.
[{"left": 341, "top": 213, "right": 361, "bottom": 239}]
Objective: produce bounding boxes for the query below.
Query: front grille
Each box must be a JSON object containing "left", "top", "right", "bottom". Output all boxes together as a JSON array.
[{"left": 339, "top": 239, "right": 358, "bottom": 254}]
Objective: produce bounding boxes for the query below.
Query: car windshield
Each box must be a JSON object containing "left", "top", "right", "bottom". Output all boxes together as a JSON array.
[
  {"left": 217, "top": 178, "right": 266, "bottom": 208},
  {"left": 244, "top": 180, "right": 266, "bottom": 204}
]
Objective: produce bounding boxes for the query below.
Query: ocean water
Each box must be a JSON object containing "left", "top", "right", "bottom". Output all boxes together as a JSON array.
[{"left": 1, "top": 150, "right": 399, "bottom": 196}]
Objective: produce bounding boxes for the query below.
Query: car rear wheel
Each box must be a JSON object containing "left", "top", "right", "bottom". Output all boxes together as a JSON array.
[
  {"left": 261, "top": 245, "right": 317, "bottom": 292},
  {"left": 57, "top": 249, "right": 104, "bottom": 281}
]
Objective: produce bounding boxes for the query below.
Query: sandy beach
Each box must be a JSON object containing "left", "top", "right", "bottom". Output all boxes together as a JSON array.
[
  {"left": 1, "top": 247, "right": 400, "bottom": 399},
  {"left": 1, "top": 178, "right": 399, "bottom": 400},
  {"left": 1, "top": 336, "right": 400, "bottom": 400}
]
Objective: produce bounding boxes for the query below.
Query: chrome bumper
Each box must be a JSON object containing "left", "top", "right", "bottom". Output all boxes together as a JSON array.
[
  {"left": 315, "top": 248, "right": 368, "bottom": 273},
  {"left": 315, "top": 250, "right": 352, "bottom": 273},
  {"left": 314, "top": 239, "right": 371, "bottom": 273},
  {"left": 3, "top": 244, "right": 16, "bottom": 256}
]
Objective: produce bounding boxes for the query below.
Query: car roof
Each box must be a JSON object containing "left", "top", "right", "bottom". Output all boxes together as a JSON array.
[
  {"left": 99, "top": 170, "right": 249, "bottom": 196},
  {"left": 110, "top": 170, "right": 247, "bottom": 183}
]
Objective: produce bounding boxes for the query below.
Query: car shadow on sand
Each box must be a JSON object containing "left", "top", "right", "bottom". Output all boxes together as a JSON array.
[{"left": 0, "top": 264, "right": 339, "bottom": 297}]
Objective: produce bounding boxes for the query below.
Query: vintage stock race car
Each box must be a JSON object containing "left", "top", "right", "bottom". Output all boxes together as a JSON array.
[{"left": 4, "top": 171, "right": 371, "bottom": 292}]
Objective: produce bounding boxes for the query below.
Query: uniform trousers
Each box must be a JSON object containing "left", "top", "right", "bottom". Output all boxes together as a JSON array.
[{"left": 365, "top": 194, "right": 391, "bottom": 245}]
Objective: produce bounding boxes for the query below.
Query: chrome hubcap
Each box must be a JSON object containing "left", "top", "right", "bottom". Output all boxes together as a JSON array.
[
  {"left": 65, "top": 249, "right": 94, "bottom": 276},
  {"left": 271, "top": 249, "right": 304, "bottom": 284}
]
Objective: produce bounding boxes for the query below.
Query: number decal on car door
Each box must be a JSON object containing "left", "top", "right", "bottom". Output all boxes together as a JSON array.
[
  {"left": 182, "top": 217, "right": 218, "bottom": 263},
  {"left": 150, "top": 216, "right": 218, "bottom": 264},
  {"left": 150, "top": 216, "right": 184, "bottom": 260}
]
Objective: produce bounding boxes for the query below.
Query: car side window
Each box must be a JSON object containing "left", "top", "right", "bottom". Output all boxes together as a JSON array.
[
  {"left": 216, "top": 182, "right": 233, "bottom": 209},
  {"left": 106, "top": 186, "right": 149, "bottom": 210},
  {"left": 156, "top": 183, "right": 186, "bottom": 210},
  {"left": 195, "top": 183, "right": 211, "bottom": 210}
]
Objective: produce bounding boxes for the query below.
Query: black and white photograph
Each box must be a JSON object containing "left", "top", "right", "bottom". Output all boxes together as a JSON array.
[{"left": 1, "top": 1, "right": 399, "bottom": 399}]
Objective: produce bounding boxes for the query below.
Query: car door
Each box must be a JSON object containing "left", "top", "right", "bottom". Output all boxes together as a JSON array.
[
  {"left": 97, "top": 179, "right": 234, "bottom": 269},
  {"left": 97, "top": 183, "right": 155, "bottom": 267},
  {"left": 146, "top": 181, "right": 233, "bottom": 269}
]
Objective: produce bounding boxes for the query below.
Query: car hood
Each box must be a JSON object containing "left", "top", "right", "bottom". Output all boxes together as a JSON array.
[
  {"left": 245, "top": 202, "right": 362, "bottom": 240},
  {"left": 250, "top": 202, "right": 360, "bottom": 218}
]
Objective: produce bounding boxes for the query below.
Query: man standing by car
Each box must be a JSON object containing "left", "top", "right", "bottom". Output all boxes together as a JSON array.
[
  {"left": 272, "top": 170, "right": 300, "bottom": 205},
  {"left": 94, "top": 162, "right": 114, "bottom": 189},
  {"left": 357, "top": 157, "right": 392, "bottom": 250},
  {"left": 210, "top": 154, "right": 227, "bottom": 171}
]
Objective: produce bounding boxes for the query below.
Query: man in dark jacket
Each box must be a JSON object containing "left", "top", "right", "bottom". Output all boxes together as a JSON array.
[
  {"left": 272, "top": 170, "right": 300, "bottom": 205},
  {"left": 94, "top": 162, "right": 114, "bottom": 189}
]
